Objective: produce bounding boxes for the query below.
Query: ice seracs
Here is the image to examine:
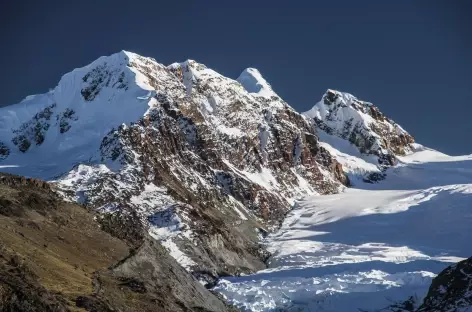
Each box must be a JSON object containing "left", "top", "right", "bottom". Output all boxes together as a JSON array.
[{"left": 215, "top": 146, "right": 472, "bottom": 312}]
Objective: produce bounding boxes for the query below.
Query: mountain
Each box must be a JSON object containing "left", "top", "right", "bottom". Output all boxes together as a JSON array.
[
  {"left": 0, "top": 51, "right": 470, "bottom": 311},
  {"left": 0, "top": 51, "right": 348, "bottom": 284}
]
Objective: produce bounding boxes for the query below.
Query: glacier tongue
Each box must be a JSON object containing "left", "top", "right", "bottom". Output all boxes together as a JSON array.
[{"left": 214, "top": 147, "right": 472, "bottom": 311}]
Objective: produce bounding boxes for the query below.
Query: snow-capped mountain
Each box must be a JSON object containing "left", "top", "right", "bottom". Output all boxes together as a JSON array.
[
  {"left": 0, "top": 51, "right": 347, "bottom": 282},
  {"left": 1, "top": 51, "right": 470, "bottom": 311}
]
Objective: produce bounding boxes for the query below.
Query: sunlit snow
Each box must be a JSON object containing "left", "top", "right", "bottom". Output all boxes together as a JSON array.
[{"left": 214, "top": 145, "right": 472, "bottom": 311}]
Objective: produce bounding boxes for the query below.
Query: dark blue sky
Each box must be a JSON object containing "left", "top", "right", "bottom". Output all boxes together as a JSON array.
[{"left": 1, "top": 0, "right": 471, "bottom": 154}]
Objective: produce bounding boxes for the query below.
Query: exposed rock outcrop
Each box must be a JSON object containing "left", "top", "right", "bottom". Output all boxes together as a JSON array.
[
  {"left": 304, "top": 89, "right": 415, "bottom": 181},
  {"left": 0, "top": 142, "right": 9, "bottom": 160},
  {"left": 417, "top": 257, "right": 472, "bottom": 312}
]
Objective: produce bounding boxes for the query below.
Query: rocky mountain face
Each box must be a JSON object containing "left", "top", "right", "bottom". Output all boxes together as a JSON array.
[
  {"left": 0, "top": 173, "right": 232, "bottom": 312},
  {"left": 417, "top": 257, "right": 472, "bottom": 312},
  {"left": 0, "top": 51, "right": 414, "bottom": 288},
  {"left": 304, "top": 89, "right": 415, "bottom": 182}
]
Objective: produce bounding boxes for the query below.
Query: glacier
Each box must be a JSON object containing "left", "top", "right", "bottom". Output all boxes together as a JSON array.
[{"left": 214, "top": 144, "right": 472, "bottom": 311}]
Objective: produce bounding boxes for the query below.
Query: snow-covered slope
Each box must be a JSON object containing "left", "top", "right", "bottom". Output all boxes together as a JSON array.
[
  {"left": 237, "top": 68, "right": 278, "bottom": 99},
  {"left": 0, "top": 51, "right": 160, "bottom": 176},
  {"left": 214, "top": 147, "right": 472, "bottom": 311}
]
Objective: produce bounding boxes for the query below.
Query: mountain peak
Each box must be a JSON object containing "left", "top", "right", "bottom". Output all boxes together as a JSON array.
[
  {"left": 168, "top": 59, "right": 198, "bottom": 68},
  {"left": 237, "top": 67, "right": 276, "bottom": 98},
  {"left": 304, "top": 89, "right": 415, "bottom": 178},
  {"left": 0, "top": 50, "right": 178, "bottom": 174},
  {"left": 311, "top": 89, "right": 366, "bottom": 108}
]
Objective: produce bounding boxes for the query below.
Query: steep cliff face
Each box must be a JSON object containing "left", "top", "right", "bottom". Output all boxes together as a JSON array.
[
  {"left": 417, "top": 257, "right": 472, "bottom": 312},
  {"left": 0, "top": 51, "right": 417, "bottom": 285},
  {"left": 304, "top": 89, "right": 415, "bottom": 182}
]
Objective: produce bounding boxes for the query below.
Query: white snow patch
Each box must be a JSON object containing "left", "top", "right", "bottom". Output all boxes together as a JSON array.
[
  {"left": 237, "top": 68, "right": 276, "bottom": 99},
  {"left": 317, "top": 130, "right": 380, "bottom": 183},
  {"left": 223, "top": 160, "right": 280, "bottom": 192},
  {"left": 160, "top": 240, "right": 196, "bottom": 271},
  {"left": 216, "top": 124, "right": 244, "bottom": 137}
]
